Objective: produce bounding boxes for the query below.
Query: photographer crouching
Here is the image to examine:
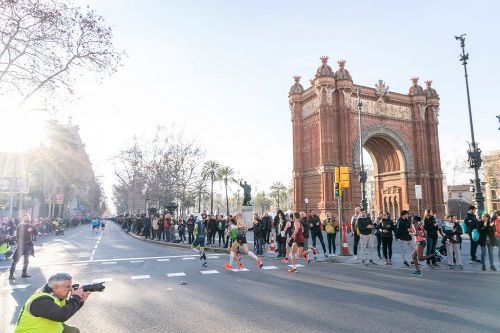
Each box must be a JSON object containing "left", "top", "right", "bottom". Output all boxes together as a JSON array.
[{"left": 15, "top": 272, "right": 101, "bottom": 333}]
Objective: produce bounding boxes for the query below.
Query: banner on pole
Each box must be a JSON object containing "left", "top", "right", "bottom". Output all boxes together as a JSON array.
[{"left": 415, "top": 185, "right": 422, "bottom": 199}]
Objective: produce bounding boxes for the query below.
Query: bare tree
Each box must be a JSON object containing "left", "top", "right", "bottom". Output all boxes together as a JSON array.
[{"left": 0, "top": 0, "right": 123, "bottom": 107}]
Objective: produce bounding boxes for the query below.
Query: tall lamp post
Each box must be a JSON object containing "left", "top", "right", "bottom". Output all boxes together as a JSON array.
[
  {"left": 355, "top": 88, "right": 368, "bottom": 212},
  {"left": 455, "top": 34, "right": 485, "bottom": 214}
]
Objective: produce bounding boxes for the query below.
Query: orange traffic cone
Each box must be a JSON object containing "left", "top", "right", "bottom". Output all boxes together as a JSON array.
[
  {"left": 268, "top": 237, "right": 276, "bottom": 253},
  {"left": 341, "top": 224, "right": 350, "bottom": 256}
]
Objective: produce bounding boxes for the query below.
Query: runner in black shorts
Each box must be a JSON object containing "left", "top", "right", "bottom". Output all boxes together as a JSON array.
[
  {"left": 288, "top": 212, "right": 315, "bottom": 273},
  {"left": 224, "top": 212, "right": 263, "bottom": 270}
]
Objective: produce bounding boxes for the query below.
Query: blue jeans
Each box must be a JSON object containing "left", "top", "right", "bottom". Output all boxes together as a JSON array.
[
  {"left": 480, "top": 244, "right": 494, "bottom": 267},
  {"left": 469, "top": 234, "right": 479, "bottom": 260},
  {"left": 255, "top": 237, "right": 263, "bottom": 255},
  {"left": 426, "top": 236, "right": 437, "bottom": 265}
]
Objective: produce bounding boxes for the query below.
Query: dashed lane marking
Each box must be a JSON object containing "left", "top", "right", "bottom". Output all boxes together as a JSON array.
[
  {"left": 157, "top": 259, "right": 170, "bottom": 262},
  {"left": 262, "top": 266, "right": 279, "bottom": 270},
  {"left": 130, "top": 260, "right": 144, "bottom": 263},
  {"left": 131, "top": 275, "right": 150, "bottom": 280},
  {"left": 200, "top": 270, "right": 219, "bottom": 274},
  {"left": 92, "top": 278, "right": 113, "bottom": 283},
  {"left": 182, "top": 257, "right": 195, "bottom": 260},
  {"left": 167, "top": 272, "right": 186, "bottom": 277},
  {"left": 287, "top": 264, "right": 305, "bottom": 268}
]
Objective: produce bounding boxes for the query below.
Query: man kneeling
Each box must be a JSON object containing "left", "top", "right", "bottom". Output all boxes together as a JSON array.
[{"left": 15, "top": 272, "right": 89, "bottom": 333}]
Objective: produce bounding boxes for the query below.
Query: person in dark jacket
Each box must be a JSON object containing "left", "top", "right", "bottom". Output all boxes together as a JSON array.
[
  {"left": 396, "top": 210, "right": 414, "bottom": 268},
  {"left": 301, "top": 212, "right": 310, "bottom": 249},
  {"left": 9, "top": 215, "right": 35, "bottom": 280},
  {"left": 262, "top": 212, "right": 272, "bottom": 244},
  {"left": 275, "top": 210, "right": 287, "bottom": 258},
  {"left": 464, "top": 206, "right": 481, "bottom": 263},
  {"left": 178, "top": 218, "right": 187, "bottom": 243},
  {"left": 207, "top": 215, "right": 217, "bottom": 247},
  {"left": 380, "top": 211, "right": 395, "bottom": 265},
  {"left": 423, "top": 209, "right": 439, "bottom": 268},
  {"left": 186, "top": 215, "right": 195, "bottom": 244},
  {"left": 374, "top": 211, "right": 383, "bottom": 260},
  {"left": 249, "top": 215, "right": 264, "bottom": 255},
  {"left": 308, "top": 210, "right": 327, "bottom": 257},
  {"left": 478, "top": 213, "right": 497, "bottom": 271}
]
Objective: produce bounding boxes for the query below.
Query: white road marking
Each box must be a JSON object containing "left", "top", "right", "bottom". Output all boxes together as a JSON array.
[
  {"left": 287, "top": 264, "right": 305, "bottom": 268},
  {"left": 92, "top": 278, "right": 113, "bottom": 283},
  {"left": 102, "top": 261, "right": 117, "bottom": 265},
  {"left": 200, "top": 270, "right": 219, "bottom": 274},
  {"left": 131, "top": 275, "right": 150, "bottom": 280},
  {"left": 2, "top": 284, "right": 30, "bottom": 290},
  {"left": 94, "top": 245, "right": 98, "bottom": 249},
  {"left": 182, "top": 257, "right": 195, "bottom": 260},
  {"left": 157, "top": 259, "right": 170, "bottom": 262},
  {"left": 72, "top": 263, "right": 88, "bottom": 267},
  {"left": 167, "top": 288, "right": 173, "bottom": 291},
  {"left": 262, "top": 266, "right": 279, "bottom": 270},
  {"left": 167, "top": 272, "right": 186, "bottom": 277},
  {"left": 207, "top": 256, "right": 220, "bottom": 259},
  {"left": 231, "top": 268, "right": 250, "bottom": 272},
  {"left": 130, "top": 260, "right": 144, "bottom": 263}
]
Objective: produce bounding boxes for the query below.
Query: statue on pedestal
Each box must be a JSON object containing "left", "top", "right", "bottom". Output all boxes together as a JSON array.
[{"left": 239, "top": 180, "right": 252, "bottom": 206}]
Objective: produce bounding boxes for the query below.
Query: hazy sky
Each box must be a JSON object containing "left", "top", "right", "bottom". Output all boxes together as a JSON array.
[{"left": 2, "top": 0, "right": 499, "bottom": 208}]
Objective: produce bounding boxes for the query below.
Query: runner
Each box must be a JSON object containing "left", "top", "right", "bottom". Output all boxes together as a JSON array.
[
  {"left": 288, "top": 212, "right": 315, "bottom": 273},
  {"left": 227, "top": 217, "right": 242, "bottom": 268},
  {"left": 91, "top": 217, "right": 100, "bottom": 235},
  {"left": 191, "top": 216, "right": 208, "bottom": 267},
  {"left": 224, "top": 212, "right": 263, "bottom": 270},
  {"left": 280, "top": 215, "right": 294, "bottom": 264},
  {"left": 411, "top": 216, "right": 442, "bottom": 276}
]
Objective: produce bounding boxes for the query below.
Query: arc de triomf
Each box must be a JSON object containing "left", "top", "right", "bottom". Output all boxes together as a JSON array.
[{"left": 289, "top": 56, "right": 444, "bottom": 219}]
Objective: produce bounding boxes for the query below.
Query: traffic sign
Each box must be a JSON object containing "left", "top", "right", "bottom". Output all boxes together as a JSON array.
[{"left": 415, "top": 185, "right": 422, "bottom": 199}]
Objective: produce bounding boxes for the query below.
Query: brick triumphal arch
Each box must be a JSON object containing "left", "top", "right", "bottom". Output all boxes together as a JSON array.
[{"left": 289, "top": 57, "right": 444, "bottom": 219}]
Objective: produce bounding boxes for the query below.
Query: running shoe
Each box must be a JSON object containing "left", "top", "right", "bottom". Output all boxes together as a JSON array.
[
  {"left": 257, "top": 257, "right": 263, "bottom": 268},
  {"left": 403, "top": 261, "right": 410, "bottom": 268},
  {"left": 202, "top": 261, "right": 208, "bottom": 267},
  {"left": 491, "top": 266, "right": 497, "bottom": 272},
  {"left": 411, "top": 270, "right": 422, "bottom": 276},
  {"left": 287, "top": 268, "right": 297, "bottom": 273},
  {"left": 224, "top": 263, "right": 233, "bottom": 270},
  {"left": 238, "top": 263, "right": 245, "bottom": 270},
  {"left": 281, "top": 258, "right": 289, "bottom": 264}
]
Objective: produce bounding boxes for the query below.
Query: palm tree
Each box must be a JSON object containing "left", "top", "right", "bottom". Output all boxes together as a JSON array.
[
  {"left": 270, "top": 181, "right": 287, "bottom": 209},
  {"left": 192, "top": 179, "right": 209, "bottom": 213},
  {"left": 218, "top": 166, "right": 237, "bottom": 216},
  {"left": 255, "top": 191, "right": 271, "bottom": 215},
  {"left": 202, "top": 160, "right": 220, "bottom": 214}
]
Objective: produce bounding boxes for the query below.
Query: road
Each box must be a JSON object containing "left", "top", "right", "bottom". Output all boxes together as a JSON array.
[{"left": 1, "top": 222, "right": 499, "bottom": 333}]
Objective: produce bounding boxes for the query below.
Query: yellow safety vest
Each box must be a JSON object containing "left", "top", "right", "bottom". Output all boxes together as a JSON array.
[{"left": 15, "top": 290, "right": 66, "bottom": 333}]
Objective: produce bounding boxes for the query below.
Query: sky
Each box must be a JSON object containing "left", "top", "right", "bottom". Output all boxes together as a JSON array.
[{"left": 1, "top": 0, "right": 499, "bottom": 209}]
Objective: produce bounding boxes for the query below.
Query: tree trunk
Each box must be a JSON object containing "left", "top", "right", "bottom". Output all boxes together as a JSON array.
[
  {"left": 210, "top": 175, "right": 214, "bottom": 215},
  {"left": 225, "top": 182, "right": 229, "bottom": 217}
]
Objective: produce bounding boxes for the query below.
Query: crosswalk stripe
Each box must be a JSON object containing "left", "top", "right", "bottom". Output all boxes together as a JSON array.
[
  {"left": 167, "top": 272, "right": 186, "bottom": 277},
  {"left": 262, "top": 266, "right": 279, "bottom": 270},
  {"left": 72, "top": 263, "right": 88, "bottom": 267},
  {"left": 231, "top": 268, "right": 250, "bottom": 272},
  {"left": 182, "top": 257, "right": 195, "bottom": 260},
  {"left": 207, "top": 256, "right": 220, "bottom": 259},
  {"left": 2, "top": 284, "right": 30, "bottom": 290},
  {"left": 130, "top": 260, "right": 144, "bottom": 263},
  {"left": 131, "top": 275, "right": 150, "bottom": 280},
  {"left": 102, "top": 261, "right": 117, "bottom": 265},
  {"left": 200, "top": 270, "right": 219, "bottom": 274},
  {"left": 287, "top": 264, "right": 304, "bottom": 268},
  {"left": 157, "top": 259, "right": 170, "bottom": 262},
  {"left": 92, "top": 278, "right": 113, "bottom": 283}
]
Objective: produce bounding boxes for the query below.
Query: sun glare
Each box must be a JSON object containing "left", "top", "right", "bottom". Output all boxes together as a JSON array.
[{"left": 0, "top": 110, "right": 47, "bottom": 152}]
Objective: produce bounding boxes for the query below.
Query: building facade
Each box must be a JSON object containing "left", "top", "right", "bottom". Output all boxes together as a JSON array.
[
  {"left": 289, "top": 57, "right": 444, "bottom": 219},
  {"left": 484, "top": 150, "right": 500, "bottom": 212}
]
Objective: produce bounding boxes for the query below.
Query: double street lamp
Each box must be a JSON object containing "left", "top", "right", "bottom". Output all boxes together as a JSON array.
[
  {"left": 355, "top": 88, "right": 368, "bottom": 212},
  {"left": 455, "top": 34, "right": 485, "bottom": 214}
]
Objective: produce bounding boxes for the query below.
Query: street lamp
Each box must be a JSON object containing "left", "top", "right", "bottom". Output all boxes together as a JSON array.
[
  {"left": 355, "top": 88, "right": 368, "bottom": 212},
  {"left": 455, "top": 34, "right": 485, "bottom": 214},
  {"left": 304, "top": 198, "right": 309, "bottom": 213}
]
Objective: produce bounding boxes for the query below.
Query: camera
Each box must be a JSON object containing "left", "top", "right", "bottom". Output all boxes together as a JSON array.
[{"left": 72, "top": 282, "right": 106, "bottom": 292}]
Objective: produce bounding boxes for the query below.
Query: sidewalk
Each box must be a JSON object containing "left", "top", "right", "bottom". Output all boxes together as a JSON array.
[{"left": 124, "top": 226, "right": 500, "bottom": 274}]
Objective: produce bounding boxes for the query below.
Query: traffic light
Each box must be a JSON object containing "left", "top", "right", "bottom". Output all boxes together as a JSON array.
[
  {"left": 334, "top": 182, "right": 341, "bottom": 197},
  {"left": 339, "top": 166, "right": 350, "bottom": 189},
  {"left": 334, "top": 167, "right": 340, "bottom": 184}
]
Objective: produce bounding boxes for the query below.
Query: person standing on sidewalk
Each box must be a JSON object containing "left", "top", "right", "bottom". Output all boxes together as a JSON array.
[
  {"left": 464, "top": 206, "right": 481, "bottom": 263},
  {"left": 396, "top": 210, "right": 414, "bottom": 268},
  {"left": 374, "top": 211, "right": 383, "bottom": 260},
  {"left": 357, "top": 210, "right": 375, "bottom": 265},
  {"left": 478, "top": 213, "right": 497, "bottom": 271},
  {"left": 424, "top": 209, "right": 439, "bottom": 268},
  {"left": 308, "top": 210, "right": 327, "bottom": 258},
  {"left": 157, "top": 214, "right": 164, "bottom": 241},
  {"left": 217, "top": 215, "right": 225, "bottom": 247},
  {"left": 380, "top": 212, "right": 394, "bottom": 265},
  {"left": 9, "top": 215, "right": 35, "bottom": 280},
  {"left": 351, "top": 206, "right": 361, "bottom": 260},
  {"left": 300, "top": 212, "right": 310, "bottom": 249},
  {"left": 494, "top": 211, "right": 500, "bottom": 266},
  {"left": 186, "top": 215, "right": 195, "bottom": 244},
  {"left": 324, "top": 213, "right": 338, "bottom": 256},
  {"left": 276, "top": 210, "right": 287, "bottom": 258},
  {"left": 443, "top": 215, "right": 463, "bottom": 269}
]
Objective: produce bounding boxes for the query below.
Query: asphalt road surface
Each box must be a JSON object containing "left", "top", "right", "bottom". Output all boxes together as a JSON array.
[{"left": 2, "top": 222, "right": 499, "bottom": 333}]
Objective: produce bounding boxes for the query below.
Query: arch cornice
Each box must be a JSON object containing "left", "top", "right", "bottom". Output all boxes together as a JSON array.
[{"left": 352, "top": 124, "right": 414, "bottom": 173}]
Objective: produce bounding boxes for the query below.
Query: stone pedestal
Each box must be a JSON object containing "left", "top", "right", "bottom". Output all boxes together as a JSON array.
[{"left": 241, "top": 205, "right": 254, "bottom": 229}]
